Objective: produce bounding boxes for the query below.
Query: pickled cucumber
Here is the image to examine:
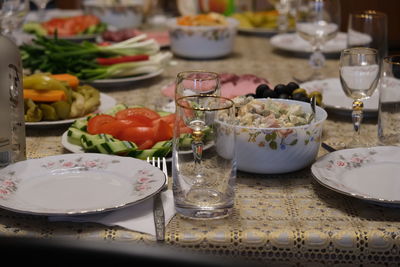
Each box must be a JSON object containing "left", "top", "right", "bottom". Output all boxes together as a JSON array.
[
  {"left": 39, "top": 104, "right": 59, "bottom": 121},
  {"left": 52, "top": 101, "right": 71, "bottom": 120}
]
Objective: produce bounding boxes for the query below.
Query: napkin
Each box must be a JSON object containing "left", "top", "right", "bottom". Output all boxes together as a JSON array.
[{"left": 48, "top": 190, "right": 176, "bottom": 236}]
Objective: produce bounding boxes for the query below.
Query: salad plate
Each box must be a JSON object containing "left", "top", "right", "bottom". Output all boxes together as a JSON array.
[
  {"left": 25, "top": 93, "right": 117, "bottom": 127},
  {"left": 0, "top": 153, "right": 166, "bottom": 216},
  {"left": 86, "top": 69, "right": 164, "bottom": 86},
  {"left": 311, "top": 146, "right": 400, "bottom": 207},
  {"left": 270, "top": 32, "right": 370, "bottom": 54},
  {"left": 300, "top": 78, "right": 379, "bottom": 117}
]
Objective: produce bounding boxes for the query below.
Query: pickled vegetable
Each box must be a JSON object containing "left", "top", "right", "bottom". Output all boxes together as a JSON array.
[
  {"left": 70, "top": 91, "right": 85, "bottom": 118},
  {"left": 24, "top": 99, "right": 43, "bottom": 122},
  {"left": 51, "top": 101, "right": 71, "bottom": 119},
  {"left": 39, "top": 104, "right": 59, "bottom": 120},
  {"left": 23, "top": 73, "right": 68, "bottom": 91}
]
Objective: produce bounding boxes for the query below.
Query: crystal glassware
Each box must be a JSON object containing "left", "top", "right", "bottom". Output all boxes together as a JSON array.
[
  {"left": 339, "top": 47, "right": 380, "bottom": 148},
  {"left": 0, "top": 0, "right": 30, "bottom": 40},
  {"left": 175, "top": 70, "right": 221, "bottom": 100},
  {"left": 31, "top": 0, "right": 49, "bottom": 22},
  {"left": 294, "top": 0, "right": 341, "bottom": 82},
  {"left": 172, "top": 94, "right": 236, "bottom": 219}
]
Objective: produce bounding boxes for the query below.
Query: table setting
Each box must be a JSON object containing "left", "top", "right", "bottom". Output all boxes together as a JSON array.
[{"left": 0, "top": 0, "right": 400, "bottom": 265}]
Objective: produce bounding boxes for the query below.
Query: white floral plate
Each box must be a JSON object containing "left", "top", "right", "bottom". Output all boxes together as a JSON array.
[
  {"left": 311, "top": 146, "right": 400, "bottom": 206},
  {"left": 25, "top": 93, "right": 117, "bottom": 127},
  {"left": 0, "top": 154, "right": 166, "bottom": 216},
  {"left": 301, "top": 78, "right": 379, "bottom": 116}
]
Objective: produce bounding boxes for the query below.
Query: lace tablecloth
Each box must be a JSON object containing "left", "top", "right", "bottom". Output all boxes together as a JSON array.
[{"left": 2, "top": 35, "right": 399, "bottom": 266}]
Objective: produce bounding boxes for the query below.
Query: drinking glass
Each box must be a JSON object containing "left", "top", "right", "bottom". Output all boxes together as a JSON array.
[
  {"left": 347, "top": 10, "right": 388, "bottom": 60},
  {"left": 378, "top": 55, "right": 400, "bottom": 146},
  {"left": 339, "top": 47, "right": 380, "bottom": 148},
  {"left": 269, "top": 0, "right": 292, "bottom": 33},
  {"left": 295, "top": 0, "right": 341, "bottom": 82},
  {"left": 31, "top": 0, "right": 49, "bottom": 22},
  {"left": 172, "top": 94, "right": 236, "bottom": 219},
  {"left": 0, "top": 0, "right": 30, "bottom": 40},
  {"left": 175, "top": 70, "right": 221, "bottom": 100}
]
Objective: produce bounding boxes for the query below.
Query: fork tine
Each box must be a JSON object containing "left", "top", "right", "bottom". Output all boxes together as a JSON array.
[{"left": 162, "top": 157, "right": 168, "bottom": 178}]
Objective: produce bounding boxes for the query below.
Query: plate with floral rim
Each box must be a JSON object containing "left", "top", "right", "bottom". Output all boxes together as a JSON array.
[
  {"left": 0, "top": 153, "right": 166, "bottom": 216},
  {"left": 311, "top": 146, "right": 400, "bottom": 206}
]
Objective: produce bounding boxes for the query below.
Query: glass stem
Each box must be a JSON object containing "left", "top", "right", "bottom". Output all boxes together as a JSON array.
[
  {"left": 191, "top": 131, "right": 204, "bottom": 185},
  {"left": 351, "top": 100, "right": 364, "bottom": 146},
  {"left": 309, "top": 45, "right": 325, "bottom": 80}
]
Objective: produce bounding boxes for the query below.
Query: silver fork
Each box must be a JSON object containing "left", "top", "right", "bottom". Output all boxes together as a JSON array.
[{"left": 147, "top": 157, "right": 168, "bottom": 242}]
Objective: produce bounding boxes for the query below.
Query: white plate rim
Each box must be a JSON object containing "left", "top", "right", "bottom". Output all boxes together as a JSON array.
[
  {"left": 0, "top": 153, "right": 166, "bottom": 216},
  {"left": 300, "top": 78, "right": 379, "bottom": 114},
  {"left": 25, "top": 93, "right": 117, "bottom": 127},
  {"left": 86, "top": 68, "right": 163, "bottom": 85},
  {"left": 311, "top": 146, "right": 400, "bottom": 205}
]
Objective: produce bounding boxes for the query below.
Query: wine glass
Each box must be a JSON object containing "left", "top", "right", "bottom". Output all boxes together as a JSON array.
[
  {"left": 269, "top": 0, "right": 292, "bottom": 33},
  {"left": 31, "top": 0, "right": 50, "bottom": 22},
  {"left": 0, "top": 0, "right": 30, "bottom": 40},
  {"left": 172, "top": 94, "right": 236, "bottom": 219},
  {"left": 339, "top": 47, "right": 380, "bottom": 148},
  {"left": 295, "top": 0, "right": 341, "bottom": 82},
  {"left": 347, "top": 10, "right": 388, "bottom": 60},
  {"left": 175, "top": 71, "right": 221, "bottom": 100}
]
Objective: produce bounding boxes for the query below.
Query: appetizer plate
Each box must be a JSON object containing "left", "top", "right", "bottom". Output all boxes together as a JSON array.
[
  {"left": 311, "top": 146, "right": 400, "bottom": 207},
  {"left": 86, "top": 69, "right": 163, "bottom": 86},
  {"left": 270, "top": 32, "right": 370, "bottom": 54},
  {"left": 25, "top": 93, "right": 117, "bottom": 127},
  {"left": 0, "top": 153, "right": 166, "bottom": 216},
  {"left": 300, "top": 78, "right": 379, "bottom": 117}
]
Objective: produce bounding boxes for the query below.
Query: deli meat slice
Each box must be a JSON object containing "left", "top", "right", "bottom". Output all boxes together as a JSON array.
[{"left": 161, "top": 73, "right": 272, "bottom": 99}]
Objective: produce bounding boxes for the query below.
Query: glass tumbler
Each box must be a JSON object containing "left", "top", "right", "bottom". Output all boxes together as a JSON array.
[
  {"left": 378, "top": 55, "right": 400, "bottom": 146},
  {"left": 172, "top": 95, "right": 236, "bottom": 219}
]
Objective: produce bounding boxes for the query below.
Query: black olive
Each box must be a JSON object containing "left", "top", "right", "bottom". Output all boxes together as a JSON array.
[
  {"left": 292, "top": 92, "right": 307, "bottom": 100},
  {"left": 274, "top": 84, "right": 289, "bottom": 95},
  {"left": 278, "top": 93, "right": 289, "bottom": 99},
  {"left": 255, "top": 84, "right": 270, "bottom": 98},
  {"left": 286, "top": 82, "right": 299, "bottom": 94},
  {"left": 246, "top": 93, "right": 256, "bottom": 98},
  {"left": 262, "top": 89, "right": 278, "bottom": 98}
]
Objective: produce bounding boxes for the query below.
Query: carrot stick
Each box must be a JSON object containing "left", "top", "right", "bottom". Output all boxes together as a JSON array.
[
  {"left": 24, "top": 89, "right": 66, "bottom": 102},
  {"left": 50, "top": 74, "right": 79, "bottom": 88}
]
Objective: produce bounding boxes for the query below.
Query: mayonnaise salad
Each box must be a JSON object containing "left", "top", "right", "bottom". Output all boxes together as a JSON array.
[{"left": 219, "top": 96, "right": 312, "bottom": 128}]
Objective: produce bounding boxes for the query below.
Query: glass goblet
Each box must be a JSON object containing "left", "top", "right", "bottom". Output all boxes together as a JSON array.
[
  {"left": 339, "top": 47, "right": 380, "bottom": 148},
  {"left": 175, "top": 70, "right": 221, "bottom": 100}
]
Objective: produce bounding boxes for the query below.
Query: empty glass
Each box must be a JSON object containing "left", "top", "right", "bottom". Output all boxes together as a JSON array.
[
  {"left": 347, "top": 10, "right": 388, "bottom": 60},
  {"left": 175, "top": 71, "right": 221, "bottom": 100},
  {"left": 31, "top": 0, "right": 50, "bottom": 22},
  {"left": 172, "top": 95, "right": 236, "bottom": 219},
  {"left": 339, "top": 47, "right": 380, "bottom": 148},
  {"left": 295, "top": 0, "right": 341, "bottom": 82},
  {"left": 378, "top": 55, "right": 400, "bottom": 146},
  {"left": 0, "top": 0, "right": 30, "bottom": 40}
]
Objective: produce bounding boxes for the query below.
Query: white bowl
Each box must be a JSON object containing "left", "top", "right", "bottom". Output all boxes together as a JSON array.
[
  {"left": 84, "top": 0, "right": 144, "bottom": 29},
  {"left": 217, "top": 98, "right": 328, "bottom": 174},
  {"left": 167, "top": 17, "right": 238, "bottom": 59}
]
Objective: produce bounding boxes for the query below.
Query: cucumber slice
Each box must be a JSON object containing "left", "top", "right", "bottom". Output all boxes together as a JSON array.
[
  {"left": 128, "top": 146, "right": 170, "bottom": 160},
  {"left": 96, "top": 140, "right": 137, "bottom": 155},
  {"left": 67, "top": 128, "right": 89, "bottom": 146},
  {"left": 71, "top": 118, "right": 88, "bottom": 131},
  {"left": 152, "top": 140, "right": 172, "bottom": 149}
]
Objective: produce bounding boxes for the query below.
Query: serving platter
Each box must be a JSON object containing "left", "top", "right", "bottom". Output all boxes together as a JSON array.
[
  {"left": 25, "top": 93, "right": 117, "bottom": 127},
  {"left": 86, "top": 69, "right": 164, "bottom": 86},
  {"left": 311, "top": 146, "right": 400, "bottom": 207},
  {"left": 300, "top": 78, "right": 379, "bottom": 116},
  {"left": 0, "top": 153, "right": 166, "bottom": 216}
]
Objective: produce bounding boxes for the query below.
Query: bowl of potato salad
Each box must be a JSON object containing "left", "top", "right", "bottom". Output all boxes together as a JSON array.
[{"left": 217, "top": 97, "right": 327, "bottom": 174}]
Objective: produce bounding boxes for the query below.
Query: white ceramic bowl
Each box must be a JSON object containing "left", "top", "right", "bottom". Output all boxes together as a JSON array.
[
  {"left": 217, "top": 98, "right": 328, "bottom": 174},
  {"left": 167, "top": 17, "right": 238, "bottom": 59},
  {"left": 84, "top": 0, "right": 144, "bottom": 29}
]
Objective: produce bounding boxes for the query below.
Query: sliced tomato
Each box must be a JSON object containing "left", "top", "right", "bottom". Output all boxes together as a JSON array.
[
  {"left": 115, "top": 113, "right": 153, "bottom": 127},
  {"left": 179, "top": 126, "right": 193, "bottom": 134},
  {"left": 118, "top": 126, "right": 155, "bottom": 147},
  {"left": 137, "top": 139, "right": 155, "bottom": 150},
  {"left": 87, "top": 115, "right": 116, "bottom": 134},
  {"left": 158, "top": 113, "right": 176, "bottom": 125},
  {"left": 115, "top": 108, "right": 160, "bottom": 121},
  {"left": 153, "top": 120, "right": 173, "bottom": 142}
]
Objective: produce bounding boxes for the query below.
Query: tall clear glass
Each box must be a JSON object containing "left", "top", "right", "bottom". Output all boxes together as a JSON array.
[
  {"left": 0, "top": 0, "right": 30, "bottom": 41},
  {"left": 339, "top": 47, "right": 380, "bottom": 148},
  {"left": 295, "top": 0, "right": 341, "bottom": 82},
  {"left": 347, "top": 10, "right": 388, "bottom": 60},
  {"left": 378, "top": 55, "right": 400, "bottom": 146},
  {"left": 172, "top": 95, "right": 236, "bottom": 219}
]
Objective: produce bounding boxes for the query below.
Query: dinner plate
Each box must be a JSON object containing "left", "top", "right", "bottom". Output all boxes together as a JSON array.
[
  {"left": 270, "top": 32, "right": 370, "bottom": 54},
  {"left": 0, "top": 153, "right": 166, "bottom": 216},
  {"left": 25, "top": 93, "right": 117, "bottom": 127},
  {"left": 300, "top": 78, "right": 379, "bottom": 116},
  {"left": 238, "top": 27, "right": 278, "bottom": 36},
  {"left": 86, "top": 69, "right": 164, "bottom": 86},
  {"left": 311, "top": 146, "right": 400, "bottom": 206}
]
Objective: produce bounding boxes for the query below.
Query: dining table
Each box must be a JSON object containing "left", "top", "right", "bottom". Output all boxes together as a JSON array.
[{"left": 1, "top": 31, "right": 399, "bottom": 266}]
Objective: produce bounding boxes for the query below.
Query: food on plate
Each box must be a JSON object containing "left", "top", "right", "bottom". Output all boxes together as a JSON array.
[
  {"left": 248, "top": 81, "right": 323, "bottom": 106},
  {"left": 23, "top": 73, "right": 100, "bottom": 122},
  {"left": 66, "top": 105, "right": 204, "bottom": 160},
  {"left": 102, "top": 28, "right": 170, "bottom": 47},
  {"left": 231, "top": 10, "right": 294, "bottom": 30},
  {"left": 161, "top": 73, "right": 272, "bottom": 99},
  {"left": 20, "top": 34, "right": 171, "bottom": 81},
  {"left": 219, "top": 96, "right": 312, "bottom": 128},
  {"left": 23, "top": 15, "right": 107, "bottom": 37},
  {"left": 177, "top": 12, "right": 228, "bottom": 26}
]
